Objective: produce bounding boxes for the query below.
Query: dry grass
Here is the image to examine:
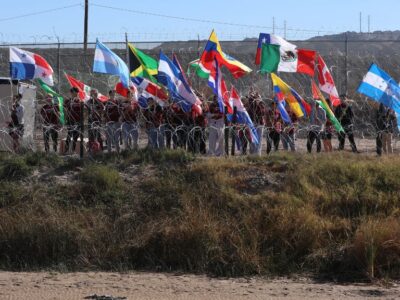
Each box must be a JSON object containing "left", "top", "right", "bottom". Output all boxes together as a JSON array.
[{"left": 0, "top": 150, "right": 399, "bottom": 280}]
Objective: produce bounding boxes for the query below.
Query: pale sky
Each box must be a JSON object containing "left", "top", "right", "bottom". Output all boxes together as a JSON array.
[{"left": 0, "top": 0, "right": 398, "bottom": 43}]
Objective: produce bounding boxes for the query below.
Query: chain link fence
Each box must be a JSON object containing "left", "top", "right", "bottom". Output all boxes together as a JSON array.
[{"left": 0, "top": 38, "right": 399, "bottom": 155}]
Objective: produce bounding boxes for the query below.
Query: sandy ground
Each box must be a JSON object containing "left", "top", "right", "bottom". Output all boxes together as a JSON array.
[{"left": 0, "top": 272, "right": 399, "bottom": 300}]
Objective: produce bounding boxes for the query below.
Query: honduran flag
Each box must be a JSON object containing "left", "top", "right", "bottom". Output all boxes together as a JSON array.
[
  {"left": 10, "top": 47, "right": 54, "bottom": 86},
  {"left": 199, "top": 30, "right": 252, "bottom": 79},
  {"left": 230, "top": 86, "right": 259, "bottom": 144},
  {"left": 271, "top": 73, "right": 311, "bottom": 118},
  {"left": 256, "top": 33, "right": 316, "bottom": 76},
  {"left": 357, "top": 63, "right": 400, "bottom": 116},
  {"left": 93, "top": 39, "right": 130, "bottom": 88},
  {"left": 208, "top": 59, "right": 232, "bottom": 114},
  {"left": 65, "top": 73, "right": 108, "bottom": 102},
  {"left": 158, "top": 50, "right": 200, "bottom": 113},
  {"left": 317, "top": 55, "right": 341, "bottom": 107}
]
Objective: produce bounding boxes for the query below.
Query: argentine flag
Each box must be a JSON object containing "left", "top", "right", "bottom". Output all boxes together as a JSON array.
[
  {"left": 93, "top": 40, "right": 130, "bottom": 88},
  {"left": 357, "top": 63, "right": 400, "bottom": 115}
]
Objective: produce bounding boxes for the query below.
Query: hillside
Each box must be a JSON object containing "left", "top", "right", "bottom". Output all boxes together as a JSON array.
[{"left": 0, "top": 150, "right": 399, "bottom": 280}]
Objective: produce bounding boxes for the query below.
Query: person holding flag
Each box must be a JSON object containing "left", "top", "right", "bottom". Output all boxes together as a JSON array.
[
  {"left": 40, "top": 94, "right": 60, "bottom": 153},
  {"left": 121, "top": 90, "right": 140, "bottom": 150},
  {"left": 64, "top": 87, "right": 82, "bottom": 154},
  {"left": 247, "top": 91, "right": 266, "bottom": 155},
  {"left": 207, "top": 96, "right": 225, "bottom": 156},
  {"left": 265, "top": 101, "right": 282, "bottom": 154},
  {"left": 281, "top": 106, "right": 298, "bottom": 152},
  {"left": 334, "top": 95, "right": 358, "bottom": 153},
  {"left": 104, "top": 90, "right": 122, "bottom": 153},
  {"left": 307, "top": 100, "right": 326, "bottom": 153}
]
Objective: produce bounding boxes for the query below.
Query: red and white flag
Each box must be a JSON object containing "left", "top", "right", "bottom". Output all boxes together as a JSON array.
[
  {"left": 317, "top": 55, "right": 340, "bottom": 106},
  {"left": 65, "top": 73, "right": 108, "bottom": 102}
]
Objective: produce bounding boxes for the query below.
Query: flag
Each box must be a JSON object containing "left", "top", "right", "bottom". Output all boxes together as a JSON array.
[
  {"left": 93, "top": 39, "right": 130, "bottom": 88},
  {"left": 65, "top": 73, "right": 108, "bottom": 102},
  {"left": 199, "top": 30, "right": 251, "bottom": 79},
  {"left": 357, "top": 63, "right": 400, "bottom": 115},
  {"left": 10, "top": 47, "right": 54, "bottom": 85},
  {"left": 188, "top": 58, "right": 210, "bottom": 79},
  {"left": 271, "top": 73, "right": 310, "bottom": 118},
  {"left": 208, "top": 60, "right": 232, "bottom": 114},
  {"left": 172, "top": 54, "right": 203, "bottom": 114},
  {"left": 128, "top": 43, "right": 158, "bottom": 82},
  {"left": 158, "top": 50, "right": 201, "bottom": 112},
  {"left": 312, "top": 80, "right": 344, "bottom": 132},
  {"left": 272, "top": 78, "right": 293, "bottom": 123},
  {"left": 38, "top": 79, "right": 65, "bottom": 125},
  {"left": 317, "top": 55, "right": 340, "bottom": 106},
  {"left": 131, "top": 76, "right": 169, "bottom": 107},
  {"left": 256, "top": 33, "right": 316, "bottom": 76},
  {"left": 230, "top": 86, "right": 259, "bottom": 144},
  {"left": 115, "top": 81, "right": 138, "bottom": 99}
]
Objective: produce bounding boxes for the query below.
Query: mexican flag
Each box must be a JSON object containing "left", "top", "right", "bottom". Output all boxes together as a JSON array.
[
  {"left": 188, "top": 58, "right": 210, "bottom": 79},
  {"left": 256, "top": 33, "right": 316, "bottom": 76},
  {"left": 37, "top": 79, "right": 65, "bottom": 125}
]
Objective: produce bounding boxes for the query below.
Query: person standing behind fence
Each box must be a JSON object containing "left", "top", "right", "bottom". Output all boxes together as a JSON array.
[
  {"left": 281, "top": 107, "right": 297, "bottom": 152},
  {"left": 86, "top": 89, "right": 104, "bottom": 152},
  {"left": 335, "top": 95, "right": 358, "bottom": 153},
  {"left": 247, "top": 92, "right": 266, "bottom": 155},
  {"left": 188, "top": 102, "right": 208, "bottom": 154},
  {"left": 64, "top": 87, "right": 82, "bottom": 154},
  {"left": 121, "top": 91, "right": 140, "bottom": 150},
  {"left": 322, "top": 99, "right": 334, "bottom": 152},
  {"left": 376, "top": 103, "right": 397, "bottom": 155},
  {"left": 143, "top": 98, "right": 164, "bottom": 149},
  {"left": 8, "top": 94, "right": 24, "bottom": 153},
  {"left": 207, "top": 98, "right": 225, "bottom": 156},
  {"left": 265, "top": 101, "right": 281, "bottom": 154},
  {"left": 104, "top": 90, "right": 121, "bottom": 153},
  {"left": 307, "top": 101, "right": 326, "bottom": 153},
  {"left": 40, "top": 94, "right": 60, "bottom": 153}
]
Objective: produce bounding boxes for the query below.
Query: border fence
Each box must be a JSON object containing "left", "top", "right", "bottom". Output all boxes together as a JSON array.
[{"left": 0, "top": 37, "right": 399, "bottom": 155}]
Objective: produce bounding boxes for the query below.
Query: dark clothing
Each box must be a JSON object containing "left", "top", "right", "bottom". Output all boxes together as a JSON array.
[
  {"left": 43, "top": 127, "right": 58, "bottom": 153},
  {"left": 248, "top": 100, "right": 267, "bottom": 126},
  {"left": 335, "top": 103, "right": 357, "bottom": 152},
  {"left": 40, "top": 104, "right": 60, "bottom": 126},
  {"left": 121, "top": 101, "right": 139, "bottom": 123},
  {"left": 104, "top": 99, "right": 121, "bottom": 123},
  {"left": 266, "top": 129, "right": 280, "bottom": 154},
  {"left": 64, "top": 97, "right": 82, "bottom": 124},
  {"left": 307, "top": 131, "right": 322, "bottom": 153},
  {"left": 86, "top": 98, "right": 104, "bottom": 124}
]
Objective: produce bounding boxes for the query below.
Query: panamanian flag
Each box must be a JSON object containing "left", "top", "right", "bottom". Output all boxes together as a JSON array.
[{"left": 10, "top": 47, "right": 54, "bottom": 86}]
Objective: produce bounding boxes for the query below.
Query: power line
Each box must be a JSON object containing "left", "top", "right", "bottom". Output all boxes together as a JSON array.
[
  {"left": 91, "top": 2, "right": 335, "bottom": 34},
  {"left": 0, "top": 3, "right": 82, "bottom": 23}
]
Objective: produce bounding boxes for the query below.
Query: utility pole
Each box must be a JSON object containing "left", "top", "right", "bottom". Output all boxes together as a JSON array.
[
  {"left": 359, "top": 12, "right": 362, "bottom": 33},
  {"left": 368, "top": 15, "right": 371, "bottom": 33},
  {"left": 81, "top": 0, "right": 89, "bottom": 159},
  {"left": 84, "top": 0, "right": 89, "bottom": 52},
  {"left": 284, "top": 20, "right": 287, "bottom": 39},
  {"left": 272, "top": 17, "right": 275, "bottom": 34}
]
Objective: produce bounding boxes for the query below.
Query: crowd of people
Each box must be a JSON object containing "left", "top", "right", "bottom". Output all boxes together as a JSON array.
[{"left": 7, "top": 88, "right": 398, "bottom": 156}]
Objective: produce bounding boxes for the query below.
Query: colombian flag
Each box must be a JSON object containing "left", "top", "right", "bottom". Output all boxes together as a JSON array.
[
  {"left": 271, "top": 73, "right": 311, "bottom": 118},
  {"left": 199, "top": 30, "right": 251, "bottom": 79}
]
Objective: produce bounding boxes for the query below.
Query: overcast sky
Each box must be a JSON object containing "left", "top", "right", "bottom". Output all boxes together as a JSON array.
[{"left": 1, "top": 0, "right": 399, "bottom": 43}]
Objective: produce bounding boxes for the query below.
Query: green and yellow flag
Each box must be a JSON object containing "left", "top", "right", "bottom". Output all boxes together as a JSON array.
[{"left": 128, "top": 43, "right": 158, "bottom": 82}]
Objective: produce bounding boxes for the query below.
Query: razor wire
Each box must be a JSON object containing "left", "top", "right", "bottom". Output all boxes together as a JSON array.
[{"left": 0, "top": 39, "right": 399, "bottom": 155}]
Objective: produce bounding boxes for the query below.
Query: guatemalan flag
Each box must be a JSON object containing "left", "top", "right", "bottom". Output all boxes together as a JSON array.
[
  {"left": 230, "top": 86, "right": 259, "bottom": 144},
  {"left": 357, "top": 63, "right": 400, "bottom": 115},
  {"left": 157, "top": 50, "right": 201, "bottom": 112},
  {"left": 93, "top": 40, "right": 130, "bottom": 88},
  {"left": 10, "top": 47, "right": 54, "bottom": 86}
]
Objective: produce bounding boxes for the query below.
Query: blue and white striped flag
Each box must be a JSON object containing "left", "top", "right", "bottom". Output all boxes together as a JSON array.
[
  {"left": 357, "top": 63, "right": 400, "bottom": 115},
  {"left": 93, "top": 40, "right": 130, "bottom": 88}
]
